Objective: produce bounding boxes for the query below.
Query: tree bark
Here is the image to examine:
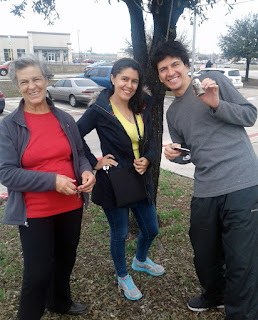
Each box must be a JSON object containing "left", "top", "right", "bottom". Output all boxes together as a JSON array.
[
  {"left": 122, "top": 0, "right": 193, "bottom": 202},
  {"left": 122, "top": 0, "right": 187, "bottom": 201},
  {"left": 245, "top": 58, "right": 250, "bottom": 81}
]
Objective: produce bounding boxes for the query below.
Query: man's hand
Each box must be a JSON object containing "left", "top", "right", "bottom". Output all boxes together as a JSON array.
[
  {"left": 196, "top": 78, "right": 219, "bottom": 110},
  {"left": 94, "top": 154, "right": 118, "bottom": 170},
  {"left": 77, "top": 171, "right": 96, "bottom": 193},
  {"left": 56, "top": 174, "right": 77, "bottom": 195},
  {"left": 164, "top": 143, "right": 182, "bottom": 161},
  {"left": 133, "top": 157, "right": 150, "bottom": 175}
]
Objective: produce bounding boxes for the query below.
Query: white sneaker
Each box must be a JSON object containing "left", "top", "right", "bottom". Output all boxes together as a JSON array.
[
  {"left": 132, "top": 257, "right": 165, "bottom": 276},
  {"left": 118, "top": 275, "right": 142, "bottom": 300}
]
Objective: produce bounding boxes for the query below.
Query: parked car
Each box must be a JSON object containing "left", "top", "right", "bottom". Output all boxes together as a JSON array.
[
  {"left": 0, "top": 61, "right": 11, "bottom": 76},
  {"left": 83, "top": 61, "right": 106, "bottom": 73},
  {"left": 193, "top": 67, "right": 243, "bottom": 89},
  {"left": 0, "top": 90, "right": 5, "bottom": 113},
  {"left": 46, "top": 78, "right": 104, "bottom": 107},
  {"left": 84, "top": 65, "right": 113, "bottom": 88},
  {"left": 83, "top": 61, "right": 115, "bottom": 73}
]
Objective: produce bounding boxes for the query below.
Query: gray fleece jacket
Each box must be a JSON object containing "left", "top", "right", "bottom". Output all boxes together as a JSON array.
[
  {"left": 0, "top": 98, "right": 92, "bottom": 226},
  {"left": 166, "top": 71, "right": 258, "bottom": 198}
]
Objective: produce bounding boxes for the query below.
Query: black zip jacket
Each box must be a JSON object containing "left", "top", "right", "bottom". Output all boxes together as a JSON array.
[{"left": 77, "top": 88, "right": 156, "bottom": 208}]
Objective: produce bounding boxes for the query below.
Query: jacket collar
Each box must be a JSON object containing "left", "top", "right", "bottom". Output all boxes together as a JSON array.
[
  {"left": 11, "top": 97, "right": 56, "bottom": 126},
  {"left": 93, "top": 88, "right": 148, "bottom": 120},
  {"left": 94, "top": 88, "right": 114, "bottom": 114}
]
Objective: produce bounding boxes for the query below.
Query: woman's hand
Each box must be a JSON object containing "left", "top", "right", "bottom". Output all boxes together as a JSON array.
[
  {"left": 55, "top": 174, "right": 77, "bottom": 195},
  {"left": 77, "top": 171, "right": 96, "bottom": 193},
  {"left": 164, "top": 143, "right": 181, "bottom": 161},
  {"left": 94, "top": 154, "right": 118, "bottom": 170},
  {"left": 133, "top": 157, "right": 150, "bottom": 175}
]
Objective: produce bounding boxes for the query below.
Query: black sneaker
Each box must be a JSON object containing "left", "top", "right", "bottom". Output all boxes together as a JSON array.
[{"left": 187, "top": 295, "right": 224, "bottom": 312}]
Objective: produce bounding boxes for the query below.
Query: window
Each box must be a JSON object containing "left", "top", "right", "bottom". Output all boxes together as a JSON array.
[
  {"left": 47, "top": 52, "right": 55, "bottom": 62},
  {"left": 54, "top": 80, "right": 65, "bottom": 87},
  {"left": 63, "top": 80, "right": 72, "bottom": 87},
  {"left": 99, "top": 68, "right": 109, "bottom": 77},
  {"left": 75, "top": 79, "right": 97, "bottom": 87},
  {"left": 63, "top": 50, "right": 68, "bottom": 61},
  {"left": 228, "top": 70, "right": 240, "bottom": 76},
  {"left": 4, "top": 49, "right": 11, "bottom": 61},
  {"left": 89, "top": 68, "right": 100, "bottom": 77},
  {"left": 42, "top": 49, "right": 61, "bottom": 62},
  {"left": 17, "top": 49, "right": 25, "bottom": 58}
]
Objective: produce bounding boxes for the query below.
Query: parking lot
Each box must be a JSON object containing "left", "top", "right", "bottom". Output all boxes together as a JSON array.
[{"left": 0, "top": 87, "right": 258, "bottom": 194}]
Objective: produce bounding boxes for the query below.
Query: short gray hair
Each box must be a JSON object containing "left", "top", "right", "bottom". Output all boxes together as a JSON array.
[{"left": 8, "top": 54, "right": 52, "bottom": 86}]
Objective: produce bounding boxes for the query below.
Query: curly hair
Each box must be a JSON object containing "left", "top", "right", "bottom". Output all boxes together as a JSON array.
[
  {"left": 150, "top": 41, "right": 190, "bottom": 72},
  {"left": 8, "top": 54, "right": 52, "bottom": 87}
]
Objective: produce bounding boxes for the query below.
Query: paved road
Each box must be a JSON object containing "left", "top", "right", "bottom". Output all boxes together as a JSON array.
[{"left": 0, "top": 87, "right": 258, "bottom": 194}]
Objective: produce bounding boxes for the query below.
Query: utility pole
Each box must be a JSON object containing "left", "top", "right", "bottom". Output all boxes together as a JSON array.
[
  {"left": 191, "top": 10, "right": 197, "bottom": 77},
  {"left": 77, "top": 30, "right": 81, "bottom": 62}
]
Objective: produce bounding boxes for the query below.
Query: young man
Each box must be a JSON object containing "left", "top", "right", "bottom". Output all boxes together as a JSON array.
[{"left": 151, "top": 41, "right": 258, "bottom": 320}]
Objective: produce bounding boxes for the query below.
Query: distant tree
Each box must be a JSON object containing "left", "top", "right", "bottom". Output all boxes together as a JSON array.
[
  {"left": 219, "top": 13, "right": 258, "bottom": 81},
  {"left": 3, "top": 0, "right": 235, "bottom": 199}
]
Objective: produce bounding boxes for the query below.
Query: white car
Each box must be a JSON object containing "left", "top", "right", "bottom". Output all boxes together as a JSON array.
[
  {"left": 47, "top": 78, "right": 104, "bottom": 107},
  {"left": 193, "top": 68, "right": 243, "bottom": 89}
]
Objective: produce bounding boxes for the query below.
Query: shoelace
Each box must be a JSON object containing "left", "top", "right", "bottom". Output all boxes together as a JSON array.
[
  {"left": 145, "top": 258, "right": 155, "bottom": 267},
  {"left": 123, "top": 277, "right": 135, "bottom": 291}
]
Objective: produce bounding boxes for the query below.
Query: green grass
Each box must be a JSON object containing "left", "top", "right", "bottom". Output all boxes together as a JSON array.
[
  {"left": 0, "top": 170, "right": 226, "bottom": 319},
  {"left": 0, "top": 289, "right": 4, "bottom": 300}
]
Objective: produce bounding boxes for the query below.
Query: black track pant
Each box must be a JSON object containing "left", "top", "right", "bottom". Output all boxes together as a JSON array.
[
  {"left": 189, "top": 186, "right": 258, "bottom": 320},
  {"left": 18, "top": 207, "right": 83, "bottom": 320}
]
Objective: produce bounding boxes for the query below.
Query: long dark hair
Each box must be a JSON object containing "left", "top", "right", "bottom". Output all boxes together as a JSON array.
[{"left": 111, "top": 58, "right": 144, "bottom": 114}]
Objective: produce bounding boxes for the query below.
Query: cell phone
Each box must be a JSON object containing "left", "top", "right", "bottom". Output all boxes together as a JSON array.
[{"left": 171, "top": 146, "right": 190, "bottom": 156}]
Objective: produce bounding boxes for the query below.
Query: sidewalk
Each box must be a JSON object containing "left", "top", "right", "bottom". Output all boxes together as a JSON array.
[{"left": 1, "top": 94, "right": 258, "bottom": 199}]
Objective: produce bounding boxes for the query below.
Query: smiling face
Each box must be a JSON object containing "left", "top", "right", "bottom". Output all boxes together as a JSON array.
[
  {"left": 111, "top": 67, "right": 139, "bottom": 103},
  {"left": 157, "top": 56, "right": 191, "bottom": 97},
  {"left": 16, "top": 65, "right": 49, "bottom": 111}
]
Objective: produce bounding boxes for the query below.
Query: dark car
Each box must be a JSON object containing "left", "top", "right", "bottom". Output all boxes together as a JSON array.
[
  {"left": 0, "top": 90, "right": 5, "bottom": 113},
  {"left": 0, "top": 61, "right": 11, "bottom": 76},
  {"left": 46, "top": 78, "right": 104, "bottom": 107},
  {"left": 84, "top": 65, "right": 113, "bottom": 88}
]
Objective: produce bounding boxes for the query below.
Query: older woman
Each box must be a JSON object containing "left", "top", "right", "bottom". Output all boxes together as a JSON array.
[{"left": 0, "top": 55, "right": 95, "bottom": 319}]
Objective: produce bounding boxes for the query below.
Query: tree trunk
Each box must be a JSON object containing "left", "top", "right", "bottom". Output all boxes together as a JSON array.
[
  {"left": 122, "top": 0, "right": 187, "bottom": 201},
  {"left": 245, "top": 58, "right": 250, "bottom": 81},
  {"left": 123, "top": 0, "right": 148, "bottom": 69}
]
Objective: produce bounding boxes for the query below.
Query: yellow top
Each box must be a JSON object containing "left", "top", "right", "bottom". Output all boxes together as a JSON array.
[{"left": 111, "top": 101, "right": 144, "bottom": 159}]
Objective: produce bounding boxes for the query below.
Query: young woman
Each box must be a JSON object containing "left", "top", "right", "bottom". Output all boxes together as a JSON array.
[
  {"left": 77, "top": 58, "right": 165, "bottom": 301},
  {"left": 0, "top": 55, "right": 96, "bottom": 319}
]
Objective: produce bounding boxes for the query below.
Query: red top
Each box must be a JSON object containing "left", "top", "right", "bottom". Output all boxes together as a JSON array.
[{"left": 22, "top": 111, "right": 83, "bottom": 218}]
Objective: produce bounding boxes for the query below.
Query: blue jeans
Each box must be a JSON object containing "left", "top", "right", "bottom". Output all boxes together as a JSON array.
[{"left": 103, "top": 199, "right": 159, "bottom": 277}]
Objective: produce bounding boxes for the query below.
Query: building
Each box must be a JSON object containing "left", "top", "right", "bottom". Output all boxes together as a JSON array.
[{"left": 0, "top": 31, "right": 72, "bottom": 63}]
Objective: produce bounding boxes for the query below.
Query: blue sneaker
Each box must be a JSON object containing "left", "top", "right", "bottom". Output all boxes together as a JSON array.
[
  {"left": 132, "top": 257, "right": 165, "bottom": 276},
  {"left": 118, "top": 275, "right": 142, "bottom": 300}
]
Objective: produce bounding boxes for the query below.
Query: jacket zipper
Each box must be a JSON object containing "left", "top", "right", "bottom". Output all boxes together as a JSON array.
[{"left": 19, "top": 125, "right": 30, "bottom": 227}]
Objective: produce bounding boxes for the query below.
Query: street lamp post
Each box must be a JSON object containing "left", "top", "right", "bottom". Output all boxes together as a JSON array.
[
  {"left": 191, "top": 10, "right": 197, "bottom": 77},
  {"left": 77, "top": 30, "right": 81, "bottom": 62}
]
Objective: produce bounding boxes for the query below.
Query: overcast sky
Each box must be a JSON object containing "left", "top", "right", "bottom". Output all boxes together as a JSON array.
[{"left": 1, "top": 0, "right": 257, "bottom": 54}]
